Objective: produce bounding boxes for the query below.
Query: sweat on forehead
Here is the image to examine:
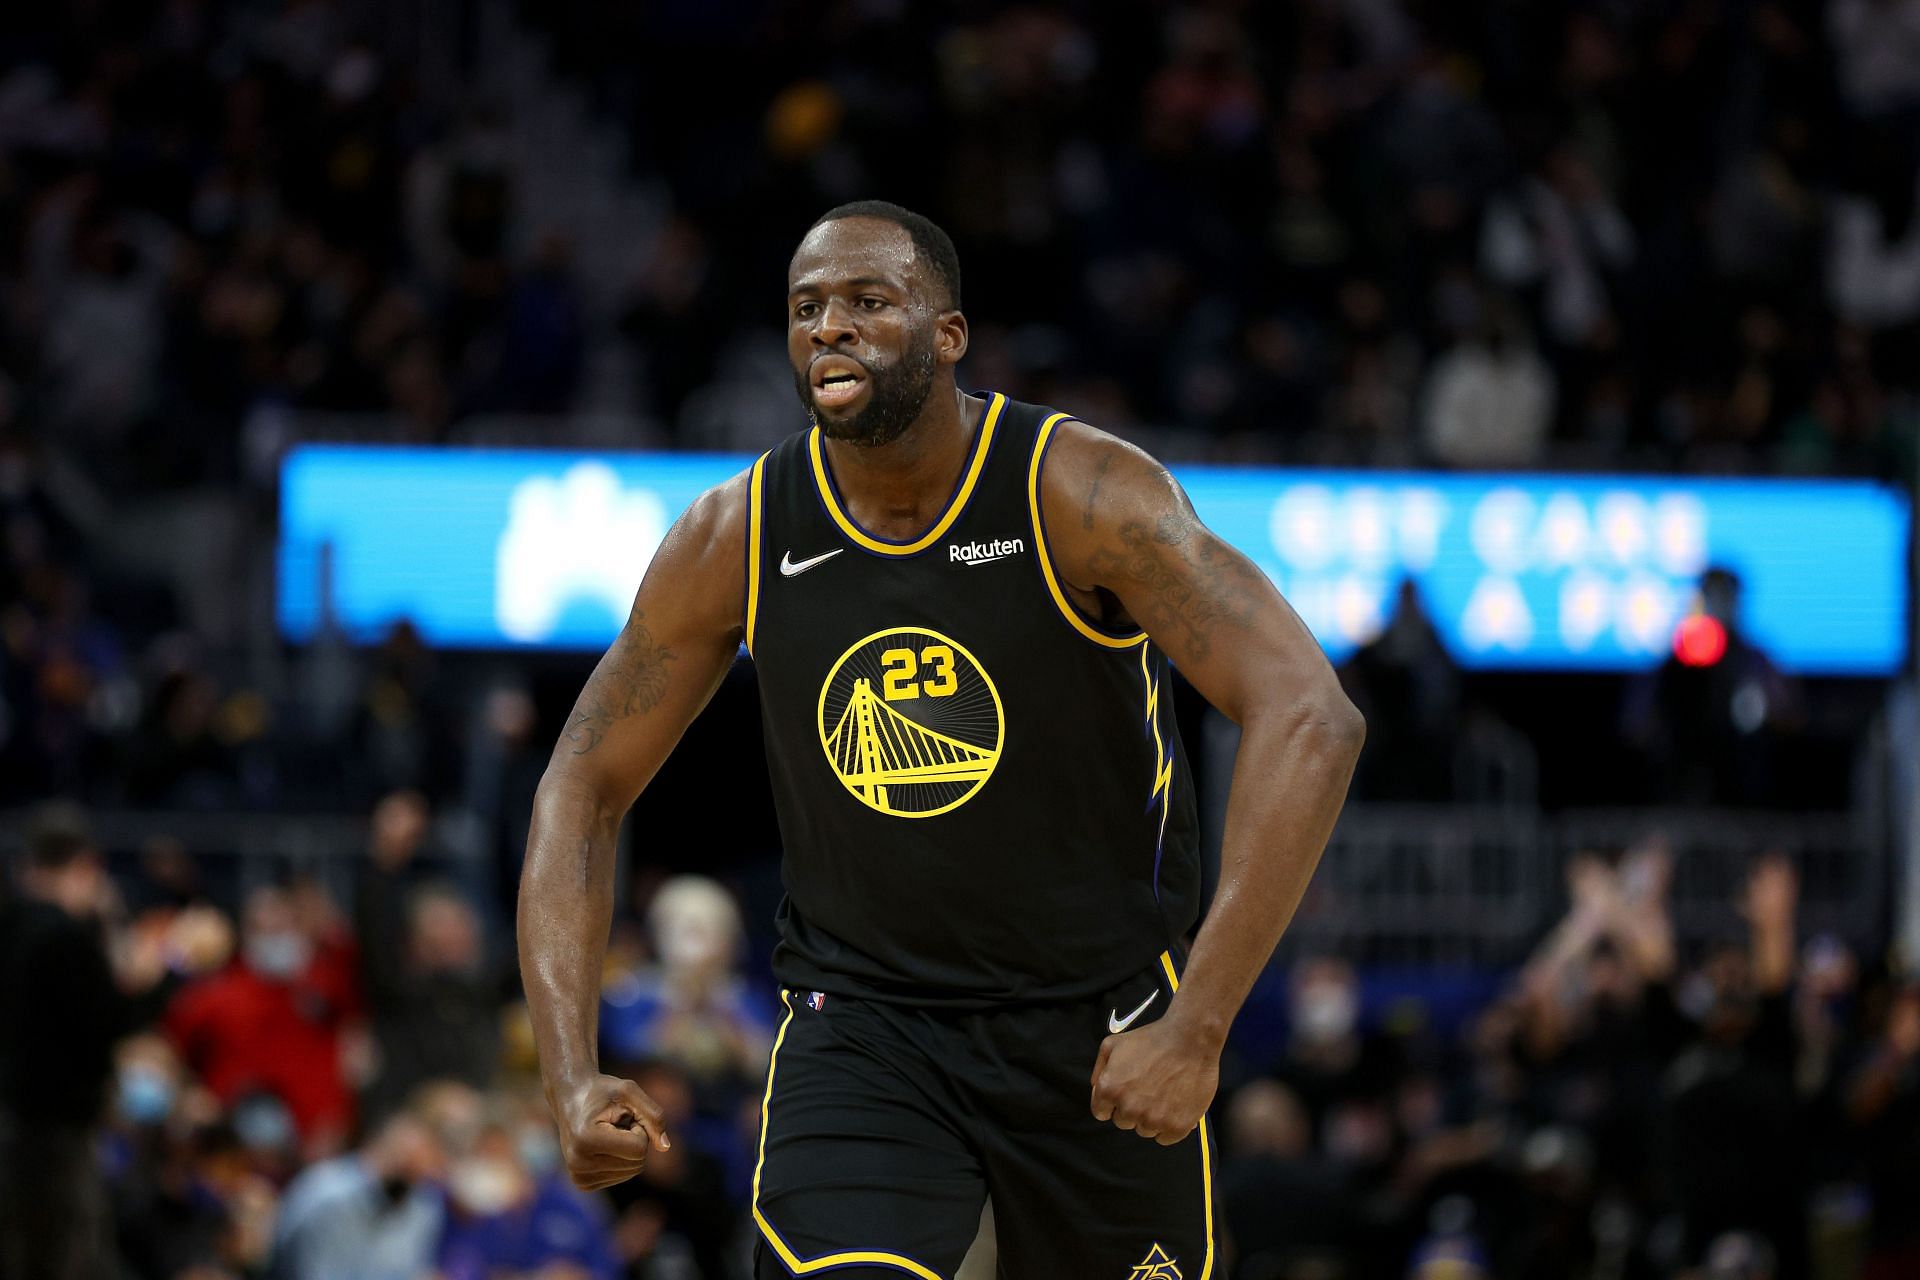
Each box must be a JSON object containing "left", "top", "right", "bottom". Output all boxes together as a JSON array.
[
  {"left": 790, "top": 206, "right": 962, "bottom": 308},
  {"left": 790, "top": 220, "right": 920, "bottom": 289}
]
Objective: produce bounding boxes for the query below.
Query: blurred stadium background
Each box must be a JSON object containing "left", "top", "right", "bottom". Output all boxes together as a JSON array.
[{"left": 3, "top": 0, "right": 1919, "bottom": 1277}]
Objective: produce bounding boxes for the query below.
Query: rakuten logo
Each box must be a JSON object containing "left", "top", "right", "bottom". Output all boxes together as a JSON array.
[{"left": 948, "top": 537, "right": 1026, "bottom": 566}]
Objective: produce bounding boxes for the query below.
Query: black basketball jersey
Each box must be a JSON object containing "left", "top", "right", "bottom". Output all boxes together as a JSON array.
[{"left": 743, "top": 392, "right": 1202, "bottom": 1006}]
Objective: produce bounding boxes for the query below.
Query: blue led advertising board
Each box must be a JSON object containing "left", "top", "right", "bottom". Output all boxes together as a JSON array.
[{"left": 278, "top": 447, "right": 1908, "bottom": 675}]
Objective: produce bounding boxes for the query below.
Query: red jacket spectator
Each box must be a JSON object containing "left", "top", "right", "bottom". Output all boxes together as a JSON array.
[{"left": 165, "top": 886, "right": 361, "bottom": 1149}]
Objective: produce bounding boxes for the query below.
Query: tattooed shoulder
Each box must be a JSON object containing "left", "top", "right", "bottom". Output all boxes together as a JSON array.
[
  {"left": 564, "top": 611, "right": 677, "bottom": 755},
  {"left": 1080, "top": 453, "right": 1115, "bottom": 530},
  {"left": 1086, "top": 515, "right": 1261, "bottom": 662}
]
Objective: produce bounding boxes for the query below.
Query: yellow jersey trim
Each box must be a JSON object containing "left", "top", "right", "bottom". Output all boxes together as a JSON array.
[
  {"left": 751, "top": 991, "right": 948, "bottom": 1280},
  {"left": 1028, "top": 414, "right": 1149, "bottom": 649},
  {"left": 807, "top": 393, "right": 1004, "bottom": 556},
  {"left": 745, "top": 453, "right": 768, "bottom": 657},
  {"left": 1157, "top": 952, "right": 1218, "bottom": 1280},
  {"left": 1142, "top": 647, "right": 1175, "bottom": 847}
]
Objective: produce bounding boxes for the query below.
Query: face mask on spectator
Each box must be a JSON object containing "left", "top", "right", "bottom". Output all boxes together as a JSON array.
[
  {"left": 1296, "top": 986, "right": 1358, "bottom": 1043},
  {"left": 233, "top": 1094, "right": 297, "bottom": 1153},
  {"left": 517, "top": 1127, "right": 560, "bottom": 1177},
  {"left": 117, "top": 1065, "right": 175, "bottom": 1125},
  {"left": 450, "top": 1157, "right": 523, "bottom": 1215},
  {"left": 650, "top": 877, "right": 741, "bottom": 978},
  {"left": 245, "top": 930, "right": 311, "bottom": 979}
]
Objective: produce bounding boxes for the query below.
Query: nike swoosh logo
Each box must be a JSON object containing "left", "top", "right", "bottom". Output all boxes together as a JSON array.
[
  {"left": 1107, "top": 990, "right": 1158, "bottom": 1034},
  {"left": 779, "top": 548, "right": 844, "bottom": 577}
]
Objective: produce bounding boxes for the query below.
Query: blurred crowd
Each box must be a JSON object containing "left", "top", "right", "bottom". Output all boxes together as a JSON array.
[
  {"left": 1219, "top": 842, "right": 1920, "bottom": 1280},
  {"left": 6, "top": 800, "right": 1920, "bottom": 1279},
  {"left": 1, "top": 796, "right": 778, "bottom": 1280},
  {"left": 3, "top": 0, "right": 1920, "bottom": 489}
]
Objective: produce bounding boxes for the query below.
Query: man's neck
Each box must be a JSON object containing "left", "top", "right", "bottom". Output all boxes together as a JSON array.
[{"left": 818, "top": 385, "right": 986, "bottom": 538}]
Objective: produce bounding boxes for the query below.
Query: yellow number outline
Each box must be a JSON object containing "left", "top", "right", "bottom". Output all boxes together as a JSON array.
[
  {"left": 919, "top": 645, "right": 958, "bottom": 697},
  {"left": 879, "top": 648, "right": 919, "bottom": 700}
]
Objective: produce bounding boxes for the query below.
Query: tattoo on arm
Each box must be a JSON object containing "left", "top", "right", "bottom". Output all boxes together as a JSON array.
[
  {"left": 1081, "top": 453, "right": 1115, "bottom": 530},
  {"left": 1089, "top": 518, "right": 1262, "bottom": 661},
  {"left": 564, "top": 611, "right": 677, "bottom": 755}
]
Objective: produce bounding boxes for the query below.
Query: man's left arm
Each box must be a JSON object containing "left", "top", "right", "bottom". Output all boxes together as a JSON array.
[{"left": 1043, "top": 421, "right": 1365, "bottom": 1144}]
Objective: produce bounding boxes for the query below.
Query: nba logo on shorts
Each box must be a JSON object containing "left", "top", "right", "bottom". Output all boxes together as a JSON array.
[{"left": 807, "top": 991, "right": 827, "bottom": 1011}]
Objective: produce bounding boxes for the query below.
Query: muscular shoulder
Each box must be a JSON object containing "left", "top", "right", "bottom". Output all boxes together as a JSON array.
[
  {"left": 641, "top": 465, "right": 753, "bottom": 642},
  {"left": 671, "top": 466, "right": 752, "bottom": 566},
  {"left": 1038, "top": 416, "right": 1196, "bottom": 592}
]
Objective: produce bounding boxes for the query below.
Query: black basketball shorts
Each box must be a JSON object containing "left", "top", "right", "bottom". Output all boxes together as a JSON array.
[{"left": 750, "top": 951, "right": 1216, "bottom": 1279}]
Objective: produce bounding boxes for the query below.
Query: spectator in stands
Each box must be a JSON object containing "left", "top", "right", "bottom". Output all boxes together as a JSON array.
[
  {"left": 0, "top": 803, "right": 163, "bottom": 1280},
  {"left": 462, "top": 683, "right": 547, "bottom": 928},
  {"left": 1419, "top": 297, "right": 1555, "bottom": 469},
  {"left": 438, "top": 1114, "right": 618, "bottom": 1280},
  {"left": 165, "top": 882, "right": 363, "bottom": 1154},
  {"left": 172, "top": 1115, "right": 281, "bottom": 1277},
  {"left": 1849, "top": 980, "right": 1920, "bottom": 1279},
  {"left": 1663, "top": 856, "right": 1808, "bottom": 1274},
  {"left": 1480, "top": 141, "right": 1634, "bottom": 353},
  {"left": 1625, "top": 566, "right": 1801, "bottom": 806},
  {"left": 602, "top": 1059, "right": 736, "bottom": 1280},
  {"left": 356, "top": 789, "right": 501, "bottom": 1121},
  {"left": 1826, "top": 128, "right": 1920, "bottom": 331},
  {"left": 1340, "top": 579, "right": 1460, "bottom": 801},
  {"left": 123, "top": 658, "right": 238, "bottom": 809},
  {"left": 1275, "top": 956, "right": 1399, "bottom": 1175},
  {"left": 601, "top": 876, "right": 775, "bottom": 1106},
  {"left": 271, "top": 1110, "right": 447, "bottom": 1280},
  {"left": 34, "top": 194, "right": 173, "bottom": 448},
  {"left": 1220, "top": 1078, "right": 1357, "bottom": 1277},
  {"left": 103, "top": 1033, "right": 236, "bottom": 1279}
]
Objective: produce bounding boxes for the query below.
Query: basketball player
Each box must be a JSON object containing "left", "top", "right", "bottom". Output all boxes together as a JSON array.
[{"left": 518, "top": 201, "right": 1365, "bottom": 1278}]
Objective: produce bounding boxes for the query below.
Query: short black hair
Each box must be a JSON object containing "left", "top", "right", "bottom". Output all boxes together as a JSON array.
[{"left": 808, "top": 200, "right": 962, "bottom": 309}]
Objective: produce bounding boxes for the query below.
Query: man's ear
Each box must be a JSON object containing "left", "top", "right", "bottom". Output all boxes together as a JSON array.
[{"left": 937, "top": 308, "right": 969, "bottom": 366}]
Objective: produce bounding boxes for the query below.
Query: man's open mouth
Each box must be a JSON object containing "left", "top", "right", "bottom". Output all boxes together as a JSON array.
[{"left": 811, "top": 356, "right": 870, "bottom": 409}]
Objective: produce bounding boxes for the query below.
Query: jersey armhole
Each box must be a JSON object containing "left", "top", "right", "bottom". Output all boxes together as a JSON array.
[
  {"left": 1026, "top": 415, "right": 1150, "bottom": 649},
  {"left": 744, "top": 452, "right": 769, "bottom": 658}
]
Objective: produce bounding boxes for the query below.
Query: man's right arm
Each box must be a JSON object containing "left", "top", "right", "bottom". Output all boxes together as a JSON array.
[{"left": 517, "top": 470, "right": 749, "bottom": 1191}]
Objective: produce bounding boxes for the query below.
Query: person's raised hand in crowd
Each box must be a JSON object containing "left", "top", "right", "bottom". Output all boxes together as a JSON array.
[
  {"left": 168, "top": 904, "right": 237, "bottom": 974},
  {"left": 1608, "top": 834, "right": 1676, "bottom": 983},
  {"left": 1567, "top": 852, "right": 1621, "bottom": 932},
  {"left": 1516, "top": 854, "right": 1617, "bottom": 1054},
  {"left": 1523, "top": 854, "right": 1614, "bottom": 996},
  {"left": 121, "top": 903, "right": 235, "bottom": 992},
  {"left": 1741, "top": 852, "right": 1798, "bottom": 994}
]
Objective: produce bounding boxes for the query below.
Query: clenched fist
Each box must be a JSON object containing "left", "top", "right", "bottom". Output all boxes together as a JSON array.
[
  {"left": 553, "top": 1073, "right": 671, "bottom": 1191},
  {"left": 1090, "top": 1017, "right": 1218, "bottom": 1146}
]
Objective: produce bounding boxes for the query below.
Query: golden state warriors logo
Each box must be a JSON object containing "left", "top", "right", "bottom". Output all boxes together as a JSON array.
[{"left": 817, "top": 626, "right": 1003, "bottom": 818}]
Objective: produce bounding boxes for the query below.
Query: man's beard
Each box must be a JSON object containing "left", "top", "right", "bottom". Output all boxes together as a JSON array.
[{"left": 796, "top": 328, "right": 938, "bottom": 447}]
